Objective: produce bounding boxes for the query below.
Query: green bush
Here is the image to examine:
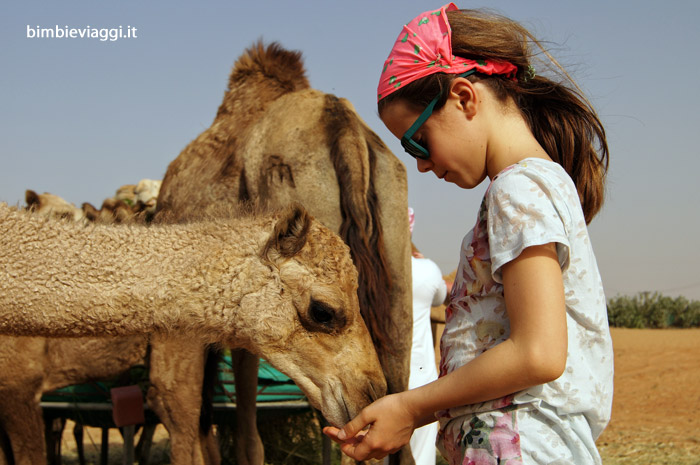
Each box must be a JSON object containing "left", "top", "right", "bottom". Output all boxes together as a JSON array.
[{"left": 607, "top": 292, "right": 700, "bottom": 328}]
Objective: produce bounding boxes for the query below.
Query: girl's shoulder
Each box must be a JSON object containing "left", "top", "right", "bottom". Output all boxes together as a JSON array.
[
  {"left": 487, "top": 157, "right": 579, "bottom": 205},
  {"left": 492, "top": 157, "right": 571, "bottom": 183}
]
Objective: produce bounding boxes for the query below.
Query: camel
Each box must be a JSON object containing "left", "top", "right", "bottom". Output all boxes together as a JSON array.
[
  {"left": 113, "top": 178, "right": 162, "bottom": 214},
  {"left": 24, "top": 189, "right": 87, "bottom": 224},
  {"left": 0, "top": 190, "right": 153, "bottom": 465},
  {"left": 0, "top": 201, "right": 387, "bottom": 434},
  {"left": 0, "top": 335, "right": 148, "bottom": 465},
  {"left": 80, "top": 179, "right": 162, "bottom": 223},
  {"left": 9, "top": 188, "right": 220, "bottom": 465},
  {"left": 155, "top": 42, "right": 413, "bottom": 464},
  {"left": 25, "top": 179, "right": 161, "bottom": 225}
]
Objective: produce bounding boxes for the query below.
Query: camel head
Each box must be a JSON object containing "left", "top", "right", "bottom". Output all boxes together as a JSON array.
[
  {"left": 133, "top": 179, "right": 161, "bottom": 212},
  {"left": 234, "top": 204, "right": 387, "bottom": 426},
  {"left": 25, "top": 189, "right": 86, "bottom": 223}
]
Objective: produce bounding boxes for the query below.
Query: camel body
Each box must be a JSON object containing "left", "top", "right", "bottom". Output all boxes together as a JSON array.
[
  {"left": 0, "top": 202, "right": 386, "bottom": 434},
  {"left": 156, "top": 42, "right": 413, "bottom": 465},
  {"left": 0, "top": 335, "right": 147, "bottom": 464},
  {"left": 0, "top": 41, "right": 412, "bottom": 465}
]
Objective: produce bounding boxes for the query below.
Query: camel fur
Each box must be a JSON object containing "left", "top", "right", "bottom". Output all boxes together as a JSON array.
[
  {"left": 0, "top": 201, "right": 386, "bottom": 456},
  {"left": 0, "top": 190, "right": 152, "bottom": 465},
  {"left": 0, "top": 335, "right": 147, "bottom": 465},
  {"left": 12, "top": 187, "right": 219, "bottom": 465},
  {"left": 156, "top": 41, "right": 413, "bottom": 465}
]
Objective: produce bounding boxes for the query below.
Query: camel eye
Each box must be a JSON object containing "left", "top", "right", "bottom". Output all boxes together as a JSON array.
[
  {"left": 310, "top": 300, "right": 334, "bottom": 325},
  {"left": 300, "top": 299, "right": 347, "bottom": 333}
]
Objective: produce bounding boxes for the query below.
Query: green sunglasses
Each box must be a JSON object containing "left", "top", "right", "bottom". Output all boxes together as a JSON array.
[{"left": 400, "top": 69, "right": 477, "bottom": 160}]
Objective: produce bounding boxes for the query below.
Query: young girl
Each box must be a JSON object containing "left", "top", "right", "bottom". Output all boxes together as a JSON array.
[{"left": 324, "top": 3, "right": 614, "bottom": 464}]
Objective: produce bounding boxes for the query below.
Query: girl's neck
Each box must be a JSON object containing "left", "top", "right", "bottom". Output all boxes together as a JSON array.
[{"left": 483, "top": 98, "right": 551, "bottom": 180}]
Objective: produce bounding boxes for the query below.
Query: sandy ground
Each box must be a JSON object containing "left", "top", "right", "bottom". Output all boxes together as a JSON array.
[
  {"left": 595, "top": 328, "right": 700, "bottom": 464},
  {"left": 58, "top": 328, "right": 700, "bottom": 464}
]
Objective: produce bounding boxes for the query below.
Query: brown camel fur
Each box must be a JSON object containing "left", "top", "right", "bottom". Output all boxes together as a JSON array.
[
  {"left": 0, "top": 200, "right": 386, "bottom": 413},
  {"left": 156, "top": 41, "right": 413, "bottom": 465},
  {"left": 11, "top": 188, "right": 217, "bottom": 465},
  {"left": 0, "top": 191, "right": 152, "bottom": 465},
  {"left": 24, "top": 189, "right": 87, "bottom": 224},
  {"left": 0, "top": 201, "right": 386, "bottom": 461},
  {"left": 0, "top": 336, "right": 147, "bottom": 465}
]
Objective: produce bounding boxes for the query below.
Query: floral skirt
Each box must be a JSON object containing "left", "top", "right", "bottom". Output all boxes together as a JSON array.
[{"left": 437, "top": 404, "right": 602, "bottom": 465}]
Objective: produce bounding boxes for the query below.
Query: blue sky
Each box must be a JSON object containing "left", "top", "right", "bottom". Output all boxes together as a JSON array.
[{"left": 2, "top": 0, "right": 699, "bottom": 300}]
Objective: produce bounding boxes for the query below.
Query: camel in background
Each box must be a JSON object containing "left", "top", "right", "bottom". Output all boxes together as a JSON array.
[
  {"left": 155, "top": 42, "right": 413, "bottom": 465},
  {"left": 25, "top": 178, "right": 161, "bottom": 225}
]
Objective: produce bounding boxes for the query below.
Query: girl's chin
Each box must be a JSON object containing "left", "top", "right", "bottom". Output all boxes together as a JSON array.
[{"left": 454, "top": 177, "right": 481, "bottom": 190}]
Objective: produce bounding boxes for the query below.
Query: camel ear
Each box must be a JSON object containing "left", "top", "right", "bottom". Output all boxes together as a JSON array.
[
  {"left": 81, "top": 202, "right": 100, "bottom": 222},
  {"left": 25, "top": 190, "right": 40, "bottom": 209},
  {"left": 262, "top": 203, "right": 311, "bottom": 262}
]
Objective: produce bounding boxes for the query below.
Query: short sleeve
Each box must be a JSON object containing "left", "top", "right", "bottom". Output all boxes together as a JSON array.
[{"left": 487, "top": 169, "right": 571, "bottom": 283}]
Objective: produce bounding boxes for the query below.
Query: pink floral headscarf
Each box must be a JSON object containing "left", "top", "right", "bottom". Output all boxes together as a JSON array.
[{"left": 377, "top": 3, "right": 518, "bottom": 101}]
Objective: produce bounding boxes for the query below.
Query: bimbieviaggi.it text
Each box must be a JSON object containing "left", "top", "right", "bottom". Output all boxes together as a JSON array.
[{"left": 26, "top": 25, "right": 137, "bottom": 42}]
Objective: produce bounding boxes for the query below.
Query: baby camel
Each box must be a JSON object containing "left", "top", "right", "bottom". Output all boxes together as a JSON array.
[{"left": 0, "top": 202, "right": 386, "bottom": 430}]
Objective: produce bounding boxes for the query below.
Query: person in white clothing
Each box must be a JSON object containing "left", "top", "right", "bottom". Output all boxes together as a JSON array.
[{"left": 408, "top": 208, "right": 447, "bottom": 465}]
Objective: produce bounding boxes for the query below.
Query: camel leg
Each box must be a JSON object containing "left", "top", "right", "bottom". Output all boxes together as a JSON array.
[
  {"left": 230, "top": 349, "right": 264, "bottom": 465},
  {"left": 44, "top": 417, "right": 65, "bottom": 465},
  {"left": 0, "top": 427, "right": 12, "bottom": 465},
  {"left": 147, "top": 336, "right": 208, "bottom": 465},
  {"left": 201, "top": 428, "right": 222, "bottom": 465},
  {"left": 72, "top": 423, "right": 86, "bottom": 465},
  {"left": 0, "top": 390, "right": 48, "bottom": 465},
  {"left": 100, "top": 428, "right": 109, "bottom": 465},
  {"left": 136, "top": 423, "right": 156, "bottom": 465}
]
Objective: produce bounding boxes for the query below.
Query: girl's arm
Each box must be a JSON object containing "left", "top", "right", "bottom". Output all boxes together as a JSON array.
[{"left": 324, "top": 243, "right": 568, "bottom": 461}]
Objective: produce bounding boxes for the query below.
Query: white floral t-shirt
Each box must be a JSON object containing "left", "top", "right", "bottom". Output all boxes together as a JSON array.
[{"left": 437, "top": 159, "right": 613, "bottom": 465}]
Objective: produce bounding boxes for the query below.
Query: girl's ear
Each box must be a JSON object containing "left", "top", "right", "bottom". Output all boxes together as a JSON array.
[{"left": 448, "top": 78, "right": 478, "bottom": 119}]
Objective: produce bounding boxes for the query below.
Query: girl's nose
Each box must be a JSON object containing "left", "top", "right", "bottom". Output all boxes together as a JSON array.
[{"left": 416, "top": 157, "right": 432, "bottom": 173}]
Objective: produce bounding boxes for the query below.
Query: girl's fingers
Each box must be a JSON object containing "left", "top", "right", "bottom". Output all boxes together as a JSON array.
[
  {"left": 322, "top": 426, "right": 342, "bottom": 443},
  {"left": 339, "top": 436, "right": 377, "bottom": 461},
  {"left": 323, "top": 426, "right": 367, "bottom": 445},
  {"left": 337, "top": 408, "right": 374, "bottom": 440}
]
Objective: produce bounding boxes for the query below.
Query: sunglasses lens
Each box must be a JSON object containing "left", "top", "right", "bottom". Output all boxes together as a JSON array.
[{"left": 402, "top": 137, "right": 429, "bottom": 159}]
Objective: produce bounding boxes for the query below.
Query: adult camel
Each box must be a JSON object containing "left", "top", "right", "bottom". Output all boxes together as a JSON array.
[{"left": 155, "top": 42, "right": 414, "bottom": 465}]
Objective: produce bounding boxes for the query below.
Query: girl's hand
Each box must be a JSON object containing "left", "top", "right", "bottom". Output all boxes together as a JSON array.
[{"left": 322, "top": 393, "right": 417, "bottom": 461}]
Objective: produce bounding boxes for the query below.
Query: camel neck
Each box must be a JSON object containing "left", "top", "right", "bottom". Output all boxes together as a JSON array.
[{"left": 0, "top": 205, "right": 268, "bottom": 340}]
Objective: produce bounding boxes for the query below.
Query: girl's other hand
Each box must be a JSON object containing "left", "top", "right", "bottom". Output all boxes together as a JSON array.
[{"left": 322, "top": 393, "right": 416, "bottom": 461}]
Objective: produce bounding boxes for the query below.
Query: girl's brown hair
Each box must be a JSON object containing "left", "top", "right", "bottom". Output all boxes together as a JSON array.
[{"left": 378, "top": 9, "right": 608, "bottom": 224}]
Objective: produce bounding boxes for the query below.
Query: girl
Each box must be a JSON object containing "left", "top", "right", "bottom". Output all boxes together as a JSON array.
[{"left": 324, "top": 3, "right": 614, "bottom": 464}]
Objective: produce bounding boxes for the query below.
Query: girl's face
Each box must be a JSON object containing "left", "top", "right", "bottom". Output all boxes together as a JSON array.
[{"left": 380, "top": 95, "right": 489, "bottom": 190}]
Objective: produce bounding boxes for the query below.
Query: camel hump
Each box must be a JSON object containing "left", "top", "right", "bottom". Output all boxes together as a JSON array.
[
  {"left": 262, "top": 203, "right": 311, "bottom": 262},
  {"left": 229, "top": 41, "right": 309, "bottom": 93},
  {"left": 216, "top": 41, "right": 311, "bottom": 122}
]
